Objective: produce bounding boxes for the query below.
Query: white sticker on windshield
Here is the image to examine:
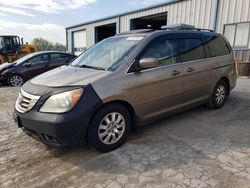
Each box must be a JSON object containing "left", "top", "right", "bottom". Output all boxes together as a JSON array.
[{"left": 127, "top": 37, "right": 144, "bottom": 41}]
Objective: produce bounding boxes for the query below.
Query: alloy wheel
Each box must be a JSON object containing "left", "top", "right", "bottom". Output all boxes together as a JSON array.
[
  {"left": 9, "top": 75, "right": 23, "bottom": 87},
  {"left": 98, "top": 112, "right": 126, "bottom": 145},
  {"left": 215, "top": 85, "right": 226, "bottom": 105}
]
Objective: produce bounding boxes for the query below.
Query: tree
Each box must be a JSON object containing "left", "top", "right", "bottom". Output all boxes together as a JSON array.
[{"left": 31, "top": 37, "right": 66, "bottom": 52}]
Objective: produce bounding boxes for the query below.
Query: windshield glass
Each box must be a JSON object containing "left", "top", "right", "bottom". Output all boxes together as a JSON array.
[
  {"left": 71, "top": 36, "right": 143, "bottom": 71},
  {"left": 0, "top": 36, "right": 21, "bottom": 54}
]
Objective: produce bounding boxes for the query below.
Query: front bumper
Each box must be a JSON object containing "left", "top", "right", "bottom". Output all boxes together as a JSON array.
[
  {"left": 14, "top": 83, "right": 103, "bottom": 147},
  {"left": 14, "top": 109, "right": 89, "bottom": 147},
  {"left": 0, "top": 74, "right": 7, "bottom": 83}
]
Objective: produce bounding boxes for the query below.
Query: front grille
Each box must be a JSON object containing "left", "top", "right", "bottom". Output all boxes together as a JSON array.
[{"left": 15, "top": 89, "right": 41, "bottom": 113}]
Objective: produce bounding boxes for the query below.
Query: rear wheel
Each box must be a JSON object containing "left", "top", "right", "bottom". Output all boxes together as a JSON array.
[
  {"left": 8, "top": 74, "right": 24, "bottom": 87},
  {"left": 207, "top": 80, "right": 228, "bottom": 109},
  {"left": 87, "top": 103, "right": 131, "bottom": 152}
]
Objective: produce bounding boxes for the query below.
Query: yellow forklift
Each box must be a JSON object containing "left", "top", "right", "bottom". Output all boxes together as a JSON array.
[{"left": 0, "top": 35, "right": 38, "bottom": 64}]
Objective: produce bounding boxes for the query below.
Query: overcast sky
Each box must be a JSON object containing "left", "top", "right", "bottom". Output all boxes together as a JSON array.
[{"left": 0, "top": 0, "right": 169, "bottom": 45}]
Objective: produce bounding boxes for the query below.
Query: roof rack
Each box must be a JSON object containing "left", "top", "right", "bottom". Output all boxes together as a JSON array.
[
  {"left": 116, "top": 29, "right": 154, "bottom": 36},
  {"left": 161, "top": 24, "right": 214, "bottom": 32}
]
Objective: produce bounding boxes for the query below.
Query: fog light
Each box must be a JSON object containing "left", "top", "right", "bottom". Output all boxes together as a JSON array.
[{"left": 42, "top": 134, "right": 58, "bottom": 143}]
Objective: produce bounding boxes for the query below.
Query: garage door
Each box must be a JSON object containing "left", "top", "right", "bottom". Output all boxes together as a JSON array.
[
  {"left": 73, "top": 30, "right": 86, "bottom": 56},
  {"left": 130, "top": 12, "right": 168, "bottom": 30}
]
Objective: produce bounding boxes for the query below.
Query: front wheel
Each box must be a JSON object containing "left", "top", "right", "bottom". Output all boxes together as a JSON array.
[
  {"left": 8, "top": 74, "right": 24, "bottom": 87},
  {"left": 87, "top": 103, "right": 131, "bottom": 152},
  {"left": 207, "top": 80, "right": 228, "bottom": 109}
]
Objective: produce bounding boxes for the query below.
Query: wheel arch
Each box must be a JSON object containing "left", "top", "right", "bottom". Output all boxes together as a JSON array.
[
  {"left": 88, "top": 100, "right": 139, "bottom": 132},
  {"left": 220, "top": 76, "right": 230, "bottom": 95},
  {"left": 8, "top": 72, "right": 24, "bottom": 79}
]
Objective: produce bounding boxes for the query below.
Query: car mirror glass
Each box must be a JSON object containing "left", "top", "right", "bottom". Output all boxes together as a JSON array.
[{"left": 66, "top": 59, "right": 71, "bottom": 64}]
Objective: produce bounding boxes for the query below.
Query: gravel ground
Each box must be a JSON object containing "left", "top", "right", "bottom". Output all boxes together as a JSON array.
[{"left": 0, "top": 78, "right": 250, "bottom": 188}]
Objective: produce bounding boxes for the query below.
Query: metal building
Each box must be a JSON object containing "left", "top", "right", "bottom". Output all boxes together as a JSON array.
[{"left": 66, "top": 0, "right": 250, "bottom": 60}]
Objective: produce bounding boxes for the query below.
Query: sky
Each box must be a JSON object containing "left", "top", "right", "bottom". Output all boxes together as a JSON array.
[{"left": 0, "top": 0, "right": 170, "bottom": 45}]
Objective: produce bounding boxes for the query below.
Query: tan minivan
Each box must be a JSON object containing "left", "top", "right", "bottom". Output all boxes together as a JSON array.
[{"left": 14, "top": 25, "right": 237, "bottom": 152}]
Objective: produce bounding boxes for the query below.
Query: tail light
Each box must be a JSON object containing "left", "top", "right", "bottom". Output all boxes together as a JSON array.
[
  {"left": 234, "top": 60, "right": 238, "bottom": 75},
  {"left": 234, "top": 60, "right": 237, "bottom": 67}
]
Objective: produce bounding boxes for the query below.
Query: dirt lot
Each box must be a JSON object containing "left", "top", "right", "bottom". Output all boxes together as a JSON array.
[{"left": 0, "top": 78, "right": 250, "bottom": 188}]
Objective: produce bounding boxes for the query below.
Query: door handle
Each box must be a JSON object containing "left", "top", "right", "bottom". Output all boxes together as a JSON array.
[
  {"left": 186, "top": 67, "right": 194, "bottom": 72},
  {"left": 172, "top": 70, "right": 181, "bottom": 76}
]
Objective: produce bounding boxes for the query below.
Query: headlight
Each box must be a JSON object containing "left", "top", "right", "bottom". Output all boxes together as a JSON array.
[
  {"left": 39, "top": 88, "right": 84, "bottom": 113},
  {"left": 1, "top": 70, "right": 8, "bottom": 75}
]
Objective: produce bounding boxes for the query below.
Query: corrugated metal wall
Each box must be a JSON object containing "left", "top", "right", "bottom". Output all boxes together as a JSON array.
[
  {"left": 234, "top": 50, "right": 250, "bottom": 61},
  {"left": 67, "top": 0, "right": 218, "bottom": 50},
  {"left": 216, "top": 0, "right": 250, "bottom": 61},
  {"left": 67, "top": 17, "right": 117, "bottom": 52},
  {"left": 67, "top": 0, "right": 250, "bottom": 54},
  {"left": 120, "top": 0, "right": 216, "bottom": 32},
  {"left": 216, "top": 0, "right": 250, "bottom": 33}
]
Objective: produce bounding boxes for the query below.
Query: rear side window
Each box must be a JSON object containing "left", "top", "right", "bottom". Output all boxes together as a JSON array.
[
  {"left": 204, "top": 35, "right": 231, "bottom": 57},
  {"left": 140, "top": 37, "right": 178, "bottom": 68},
  {"left": 50, "top": 53, "right": 67, "bottom": 61},
  {"left": 60, "top": 54, "right": 69, "bottom": 58},
  {"left": 177, "top": 38, "right": 205, "bottom": 62}
]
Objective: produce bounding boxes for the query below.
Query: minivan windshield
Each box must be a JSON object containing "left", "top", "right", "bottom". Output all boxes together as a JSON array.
[{"left": 71, "top": 36, "right": 143, "bottom": 71}]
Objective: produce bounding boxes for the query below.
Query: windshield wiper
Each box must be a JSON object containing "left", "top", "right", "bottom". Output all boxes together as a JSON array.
[{"left": 79, "top": 64, "right": 106, "bottom": 71}]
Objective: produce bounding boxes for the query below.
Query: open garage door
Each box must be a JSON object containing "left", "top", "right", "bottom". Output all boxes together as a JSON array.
[
  {"left": 73, "top": 30, "right": 87, "bottom": 56},
  {"left": 95, "top": 23, "right": 116, "bottom": 43},
  {"left": 130, "top": 12, "right": 168, "bottom": 30}
]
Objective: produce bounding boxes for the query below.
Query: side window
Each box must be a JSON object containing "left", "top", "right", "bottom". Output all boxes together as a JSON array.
[
  {"left": 51, "top": 53, "right": 62, "bottom": 61},
  {"left": 28, "top": 55, "right": 49, "bottom": 65},
  {"left": 60, "top": 54, "right": 68, "bottom": 59},
  {"left": 140, "top": 37, "right": 177, "bottom": 68},
  {"left": 50, "top": 53, "right": 69, "bottom": 63},
  {"left": 177, "top": 38, "right": 205, "bottom": 62},
  {"left": 204, "top": 35, "right": 231, "bottom": 57}
]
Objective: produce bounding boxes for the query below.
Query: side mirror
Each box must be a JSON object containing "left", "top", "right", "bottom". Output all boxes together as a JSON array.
[
  {"left": 24, "top": 62, "right": 31, "bottom": 67},
  {"left": 66, "top": 59, "right": 71, "bottom": 65},
  {"left": 139, "top": 58, "right": 159, "bottom": 70}
]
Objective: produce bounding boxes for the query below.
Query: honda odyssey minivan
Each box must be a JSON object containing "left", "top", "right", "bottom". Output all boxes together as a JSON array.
[{"left": 13, "top": 25, "right": 237, "bottom": 152}]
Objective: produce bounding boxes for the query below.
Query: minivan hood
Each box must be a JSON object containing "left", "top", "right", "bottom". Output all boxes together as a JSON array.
[
  {"left": 0, "top": 62, "right": 15, "bottom": 72},
  {"left": 31, "top": 65, "right": 111, "bottom": 87}
]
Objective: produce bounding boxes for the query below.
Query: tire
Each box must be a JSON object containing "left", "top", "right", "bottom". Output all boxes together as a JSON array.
[
  {"left": 207, "top": 80, "right": 228, "bottom": 109},
  {"left": 87, "top": 103, "right": 131, "bottom": 152},
  {"left": 8, "top": 74, "right": 24, "bottom": 87}
]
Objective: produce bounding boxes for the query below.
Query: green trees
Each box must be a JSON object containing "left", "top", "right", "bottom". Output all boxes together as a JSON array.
[{"left": 31, "top": 37, "right": 66, "bottom": 52}]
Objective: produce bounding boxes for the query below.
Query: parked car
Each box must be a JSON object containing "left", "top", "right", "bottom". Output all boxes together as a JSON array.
[
  {"left": 13, "top": 25, "right": 237, "bottom": 152},
  {"left": 0, "top": 51, "right": 76, "bottom": 86}
]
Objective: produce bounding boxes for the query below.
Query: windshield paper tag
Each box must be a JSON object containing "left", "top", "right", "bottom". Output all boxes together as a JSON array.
[{"left": 127, "top": 37, "right": 144, "bottom": 41}]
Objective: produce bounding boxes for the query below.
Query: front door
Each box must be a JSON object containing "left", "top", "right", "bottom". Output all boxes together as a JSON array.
[
  {"left": 135, "top": 36, "right": 184, "bottom": 121},
  {"left": 23, "top": 54, "right": 49, "bottom": 80}
]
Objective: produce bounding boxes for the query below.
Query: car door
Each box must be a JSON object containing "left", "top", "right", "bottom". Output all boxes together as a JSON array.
[
  {"left": 177, "top": 35, "right": 213, "bottom": 105},
  {"left": 134, "top": 35, "right": 184, "bottom": 121},
  {"left": 48, "top": 53, "right": 70, "bottom": 70},
  {"left": 22, "top": 54, "right": 49, "bottom": 80}
]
